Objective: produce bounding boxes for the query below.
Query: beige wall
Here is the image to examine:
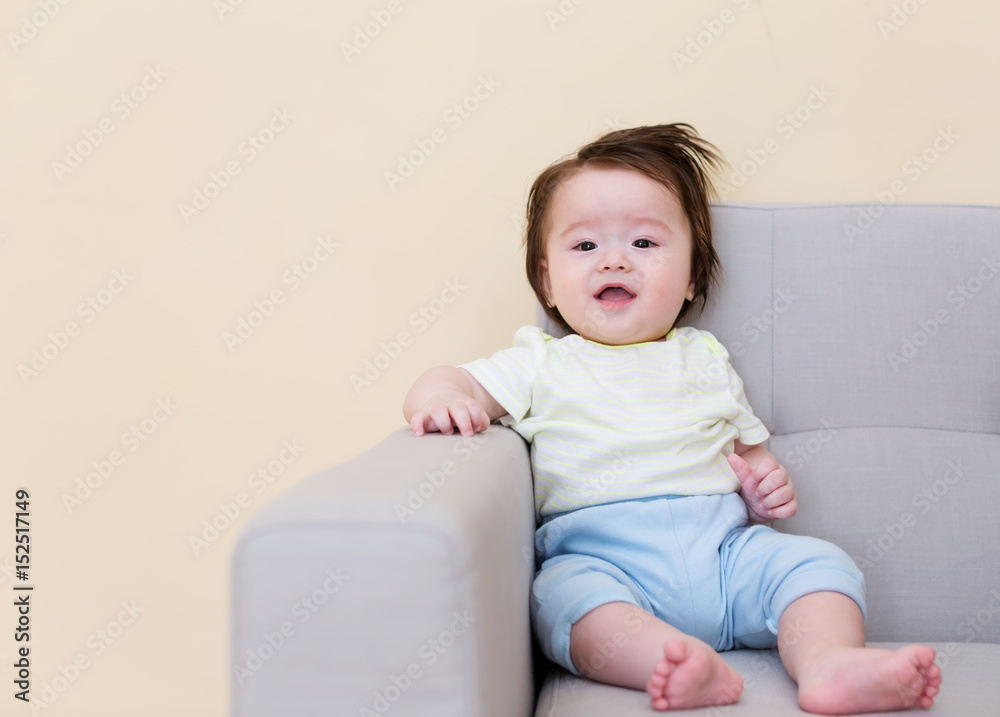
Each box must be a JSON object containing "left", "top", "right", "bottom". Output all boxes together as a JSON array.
[{"left": 1, "top": 1, "right": 996, "bottom": 713}]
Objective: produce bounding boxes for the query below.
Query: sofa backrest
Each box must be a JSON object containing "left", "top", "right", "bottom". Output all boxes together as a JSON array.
[{"left": 540, "top": 202, "right": 1000, "bottom": 644}]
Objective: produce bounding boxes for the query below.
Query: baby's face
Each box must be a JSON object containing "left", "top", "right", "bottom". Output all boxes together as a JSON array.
[{"left": 540, "top": 166, "right": 695, "bottom": 345}]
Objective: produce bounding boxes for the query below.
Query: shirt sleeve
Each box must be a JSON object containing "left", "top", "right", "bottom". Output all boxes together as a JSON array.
[
  {"left": 698, "top": 330, "right": 771, "bottom": 446},
  {"left": 727, "top": 360, "right": 771, "bottom": 445},
  {"left": 457, "top": 325, "right": 548, "bottom": 424}
]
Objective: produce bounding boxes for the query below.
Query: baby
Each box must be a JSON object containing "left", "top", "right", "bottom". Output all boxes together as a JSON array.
[{"left": 402, "top": 124, "right": 941, "bottom": 713}]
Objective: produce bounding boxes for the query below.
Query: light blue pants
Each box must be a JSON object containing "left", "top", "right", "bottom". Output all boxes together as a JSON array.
[{"left": 531, "top": 493, "right": 866, "bottom": 675}]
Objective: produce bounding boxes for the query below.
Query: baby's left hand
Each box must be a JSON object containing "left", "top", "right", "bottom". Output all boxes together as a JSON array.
[{"left": 728, "top": 452, "right": 798, "bottom": 522}]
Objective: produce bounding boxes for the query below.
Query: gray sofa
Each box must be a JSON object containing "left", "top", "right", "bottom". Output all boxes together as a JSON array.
[{"left": 231, "top": 202, "right": 1000, "bottom": 716}]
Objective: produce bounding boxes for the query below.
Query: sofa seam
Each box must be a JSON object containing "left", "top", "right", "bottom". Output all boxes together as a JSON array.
[
  {"left": 772, "top": 424, "right": 999, "bottom": 438},
  {"left": 712, "top": 200, "right": 1000, "bottom": 211},
  {"left": 769, "top": 207, "right": 776, "bottom": 439}
]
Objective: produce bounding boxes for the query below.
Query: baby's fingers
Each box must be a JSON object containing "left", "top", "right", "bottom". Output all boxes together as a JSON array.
[
  {"left": 428, "top": 403, "right": 461, "bottom": 435},
  {"left": 465, "top": 400, "right": 491, "bottom": 434},
  {"left": 454, "top": 400, "right": 493, "bottom": 436},
  {"left": 755, "top": 466, "right": 790, "bottom": 498},
  {"left": 760, "top": 484, "right": 796, "bottom": 510},
  {"left": 411, "top": 404, "right": 455, "bottom": 436},
  {"left": 411, "top": 401, "right": 488, "bottom": 438},
  {"left": 449, "top": 401, "right": 484, "bottom": 437},
  {"left": 762, "top": 491, "right": 798, "bottom": 519},
  {"left": 409, "top": 411, "right": 435, "bottom": 437},
  {"left": 728, "top": 452, "right": 760, "bottom": 492}
]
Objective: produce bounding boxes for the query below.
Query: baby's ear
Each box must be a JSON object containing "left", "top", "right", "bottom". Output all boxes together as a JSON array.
[
  {"left": 685, "top": 277, "right": 696, "bottom": 302},
  {"left": 541, "top": 259, "right": 555, "bottom": 307}
]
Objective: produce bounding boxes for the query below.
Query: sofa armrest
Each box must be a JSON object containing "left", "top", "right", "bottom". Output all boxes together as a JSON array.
[{"left": 231, "top": 425, "right": 536, "bottom": 717}]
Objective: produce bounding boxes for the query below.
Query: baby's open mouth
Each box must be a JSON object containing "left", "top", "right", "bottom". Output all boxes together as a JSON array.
[{"left": 596, "top": 285, "right": 636, "bottom": 301}]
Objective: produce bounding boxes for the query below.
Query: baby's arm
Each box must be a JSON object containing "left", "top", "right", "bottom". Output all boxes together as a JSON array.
[
  {"left": 403, "top": 366, "right": 508, "bottom": 437},
  {"left": 728, "top": 440, "right": 798, "bottom": 523}
]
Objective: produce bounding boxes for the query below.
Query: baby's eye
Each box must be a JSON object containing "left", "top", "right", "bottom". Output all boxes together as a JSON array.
[
  {"left": 633, "top": 238, "right": 654, "bottom": 248},
  {"left": 574, "top": 241, "right": 597, "bottom": 251}
]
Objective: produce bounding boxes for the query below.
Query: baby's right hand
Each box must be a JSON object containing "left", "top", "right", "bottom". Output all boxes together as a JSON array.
[{"left": 409, "top": 393, "right": 491, "bottom": 437}]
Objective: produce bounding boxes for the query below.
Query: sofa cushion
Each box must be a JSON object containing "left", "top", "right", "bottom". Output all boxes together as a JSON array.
[
  {"left": 535, "top": 202, "right": 1000, "bottom": 715},
  {"left": 536, "top": 642, "right": 1000, "bottom": 716},
  {"left": 698, "top": 203, "right": 1000, "bottom": 644},
  {"left": 540, "top": 203, "right": 1000, "bottom": 644}
]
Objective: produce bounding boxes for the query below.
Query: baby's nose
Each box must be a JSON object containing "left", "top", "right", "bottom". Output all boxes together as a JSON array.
[
  {"left": 599, "top": 245, "right": 630, "bottom": 271},
  {"left": 601, "top": 258, "right": 629, "bottom": 271}
]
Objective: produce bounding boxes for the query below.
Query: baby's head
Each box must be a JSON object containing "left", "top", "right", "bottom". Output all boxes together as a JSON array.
[{"left": 524, "top": 124, "right": 724, "bottom": 343}]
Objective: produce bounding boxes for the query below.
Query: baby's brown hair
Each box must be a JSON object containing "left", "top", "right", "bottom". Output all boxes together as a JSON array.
[{"left": 524, "top": 123, "right": 725, "bottom": 335}]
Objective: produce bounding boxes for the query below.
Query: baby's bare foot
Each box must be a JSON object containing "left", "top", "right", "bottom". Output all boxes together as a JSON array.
[
  {"left": 645, "top": 639, "right": 743, "bottom": 712},
  {"left": 797, "top": 644, "right": 941, "bottom": 714}
]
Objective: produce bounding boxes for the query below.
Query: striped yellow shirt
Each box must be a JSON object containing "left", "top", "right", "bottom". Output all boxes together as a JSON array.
[{"left": 459, "top": 325, "right": 770, "bottom": 518}]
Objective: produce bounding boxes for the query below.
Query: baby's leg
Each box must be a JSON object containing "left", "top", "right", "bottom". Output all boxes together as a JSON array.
[
  {"left": 569, "top": 601, "right": 743, "bottom": 712},
  {"left": 778, "top": 591, "right": 942, "bottom": 714}
]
